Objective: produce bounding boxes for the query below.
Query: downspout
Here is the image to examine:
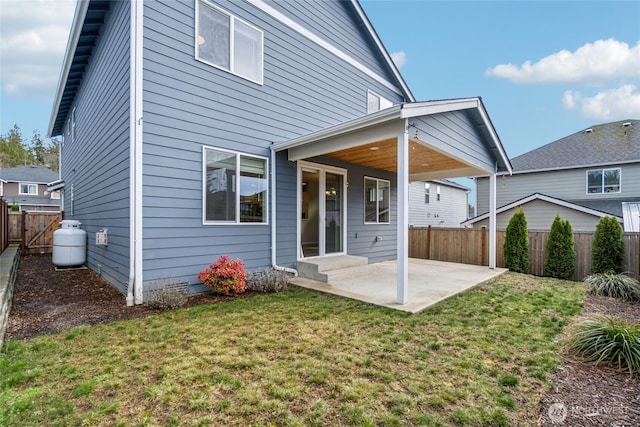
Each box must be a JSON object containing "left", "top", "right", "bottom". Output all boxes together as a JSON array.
[
  {"left": 270, "top": 148, "right": 298, "bottom": 276},
  {"left": 127, "top": 0, "right": 144, "bottom": 305}
]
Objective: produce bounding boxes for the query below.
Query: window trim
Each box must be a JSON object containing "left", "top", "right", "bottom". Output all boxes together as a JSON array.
[
  {"left": 202, "top": 145, "right": 269, "bottom": 225},
  {"left": 19, "top": 182, "right": 38, "bottom": 195},
  {"left": 424, "top": 182, "right": 430, "bottom": 204},
  {"left": 586, "top": 167, "right": 621, "bottom": 195},
  {"left": 436, "top": 185, "right": 441, "bottom": 201},
  {"left": 195, "top": 0, "right": 264, "bottom": 85},
  {"left": 364, "top": 176, "right": 391, "bottom": 224}
]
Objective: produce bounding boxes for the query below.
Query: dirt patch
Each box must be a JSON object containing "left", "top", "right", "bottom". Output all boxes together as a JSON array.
[
  {"left": 4, "top": 254, "right": 252, "bottom": 341},
  {"left": 538, "top": 294, "right": 640, "bottom": 426}
]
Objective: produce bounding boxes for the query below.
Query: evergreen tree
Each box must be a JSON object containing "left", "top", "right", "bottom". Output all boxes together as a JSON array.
[
  {"left": 504, "top": 208, "right": 530, "bottom": 273},
  {"left": 544, "top": 214, "right": 576, "bottom": 279},
  {"left": 592, "top": 216, "right": 624, "bottom": 274}
]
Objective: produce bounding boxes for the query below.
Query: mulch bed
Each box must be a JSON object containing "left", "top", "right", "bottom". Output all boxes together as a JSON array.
[{"left": 5, "top": 254, "right": 640, "bottom": 425}]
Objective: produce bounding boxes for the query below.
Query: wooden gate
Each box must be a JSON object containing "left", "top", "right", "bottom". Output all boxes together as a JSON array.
[{"left": 22, "top": 212, "right": 62, "bottom": 254}]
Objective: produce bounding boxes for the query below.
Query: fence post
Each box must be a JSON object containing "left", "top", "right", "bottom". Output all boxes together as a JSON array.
[
  {"left": 426, "top": 225, "right": 432, "bottom": 259},
  {"left": 481, "top": 226, "right": 488, "bottom": 267},
  {"left": 21, "top": 211, "right": 27, "bottom": 253}
]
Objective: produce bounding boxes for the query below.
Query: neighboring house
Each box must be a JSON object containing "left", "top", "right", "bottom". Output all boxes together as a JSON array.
[
  {"left": 408, "top": 179, "right": 470, "bottom": 227},
  {"left": 0, "top": 166, "right": 60, "bottom": 212},
  {"left": 468, "top": 119, "right": 639, "bottom": 231},
  {"left": 48, "top": 0, "right": 511, "bottom": 305}
]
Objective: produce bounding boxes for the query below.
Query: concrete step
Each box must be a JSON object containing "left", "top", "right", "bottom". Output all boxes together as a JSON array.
[{"left": 296, "top": 255, "right": 368, "bottom": 283}]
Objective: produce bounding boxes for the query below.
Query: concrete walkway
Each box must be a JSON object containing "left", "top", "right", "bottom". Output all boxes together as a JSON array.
[
  {"left": 290, "top": 258, "right": 508, "bottom": 314},
  {"left": 1, "top": 244, "right": 21, "bottom": 349}
]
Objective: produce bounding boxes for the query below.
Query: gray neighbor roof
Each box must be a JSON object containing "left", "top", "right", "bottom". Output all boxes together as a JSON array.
[
  {"left": 511, "top": 119, "right": 640, "bottom": 172},
  {"left": 0, "top": 166, "right": 59, "bottom": 183}
]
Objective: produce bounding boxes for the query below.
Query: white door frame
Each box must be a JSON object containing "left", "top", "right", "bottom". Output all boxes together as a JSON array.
[{"left": 297, "top": 160, "right": 348, "bottom": 260}]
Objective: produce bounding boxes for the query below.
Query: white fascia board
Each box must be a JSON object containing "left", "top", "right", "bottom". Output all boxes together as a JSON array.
[
  {"left": 510, "top": 159, "right": 639, "bottom": 175},
  {"left": 410, "top": 167, "right": 486, "bottom": 183},
  {"left": 271, "top": 106, "right": 402, "bottom": 152},
  {"left": 401, "top": 98, "right": 480, "bottom": 118},
  {"left": 247, "top": 0, "right": 404, "bottom": 97},
  {"left": 349, "top": 0, "right": 415, "bottom": 102},
  {"left": 475, "top": 99, "right": 512, "bottom": 175},
  {"left": 47, "top": 180, "right": 65, "bottom": 191},
  {"left": 47, "top": 0, "right": 90, "bottom": 137}
]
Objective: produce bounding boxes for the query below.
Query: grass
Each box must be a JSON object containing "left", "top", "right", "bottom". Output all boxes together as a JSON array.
[{"left": 0, "top": 272, "right": 583, "bottom": 426}]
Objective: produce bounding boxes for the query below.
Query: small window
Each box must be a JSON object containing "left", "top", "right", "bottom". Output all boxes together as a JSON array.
[
  {"left": 364, "top": 177, "right": 390, "bottom": 224},
  {"left": 367, "top": 90, "right": 393, "bottom": 113},
  {"left": 424, "top": 183, "right": 430, "bottom": 204},
  {"left": 587, "top": 168, "right": 621, "bottom": 194},
  {"left": 437, "top": 185, "right": 441, "bottom": 201},
  {"left": 50, "top": 191, "right": 61, "bottom": 200},
  {"left": 196, "top": 0, "right": 263, "bottom": 84},
  {"left": 71, "top": 107, "right": 76, "bottom": 143},
  {"left": 19, "top": 183, "right": 37, "bottom": 195},
  {"left": 203, "top": 146, "right": 267, "bottom": 224}
]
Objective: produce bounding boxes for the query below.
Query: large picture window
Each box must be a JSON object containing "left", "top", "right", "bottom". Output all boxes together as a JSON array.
[
  {"left": 586, "top": 168, "right": 621, "bottom": 194},
  {"left": 196, "top": 0, "right": 263, "bottom": 84},
  {"left": 203, "top": 147, "right": 267, "bottom": 224},
  {"left": 364, "top": 177, "right": 390, "bottom": 224}
]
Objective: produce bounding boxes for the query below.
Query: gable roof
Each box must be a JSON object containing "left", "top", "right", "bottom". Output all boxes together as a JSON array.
[
  {"left": 510, "top": 119, "right": 640, "bottom": 173},
  {"left": 427, "top": 179, "right": 471, "bottom": 192},
  {"left": 48, "top": 0, "right": 414, "bottom": 137},
  {"left": 462, "top": 193, "right": 623, "bottom": 227},
  {"left": 0, "top": 166, "right": 60, "bottom": 184}
]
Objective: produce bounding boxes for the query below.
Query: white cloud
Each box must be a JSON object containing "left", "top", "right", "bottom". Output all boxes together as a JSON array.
[
  {"left": 390, "top": 51, "right": 407, "bottom": 69},
  {"left": 486, "top": 39, "right": 640, "bottom": 85},
  {"left": 0, "top": 0, "right": 76, "bottom": 99},
  {"left": 562, "top": 85, "right": 640, "bottom": 121}
]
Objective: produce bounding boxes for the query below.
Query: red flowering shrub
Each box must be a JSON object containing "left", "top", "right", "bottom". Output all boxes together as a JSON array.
[{"left": 198, "top": 255, "right": 247, "bottom": 296}]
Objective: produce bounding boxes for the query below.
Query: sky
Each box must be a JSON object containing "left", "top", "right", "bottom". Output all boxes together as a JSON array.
[{"left": 1, "top": 0, "right": 639, "bottom": 162}]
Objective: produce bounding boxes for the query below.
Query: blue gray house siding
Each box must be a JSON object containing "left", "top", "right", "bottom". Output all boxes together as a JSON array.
[
  {"left": 140, "top": 0, "right": 405, "bottom": 285},
  {"left": 59, "top": 1, "right": 131, "bottom": 292}
]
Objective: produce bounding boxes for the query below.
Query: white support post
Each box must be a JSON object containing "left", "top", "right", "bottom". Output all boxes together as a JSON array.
[
  {"left": 489, "top": 173, "right": 497, "bottom": 269},
  {"left": 397, "top": 122, "right": 409, "bottom": 304}
]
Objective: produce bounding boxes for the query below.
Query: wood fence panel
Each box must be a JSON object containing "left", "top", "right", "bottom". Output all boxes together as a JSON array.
[
  {"left": 0, "top": 199, "right": 8, "bottom": 253},
  {"left": 409, "top": 228, "right": 640, "bottom": 281},
  {"left": 8, "top": 213, "right": 22, "bottom": 242},
  {"left": 23, "top": 212, "right": 61, "bottom": 254}
]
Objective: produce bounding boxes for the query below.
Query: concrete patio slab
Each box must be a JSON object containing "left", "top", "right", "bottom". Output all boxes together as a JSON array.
[{"left": 289, "top": 258, "right": 508, "bottom": 314}]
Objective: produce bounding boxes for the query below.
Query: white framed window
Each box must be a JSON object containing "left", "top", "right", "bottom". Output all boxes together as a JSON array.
[
  {"left": 19, "top": 183, "right": 38, "bottom": 195},
  {"left": 367, "top": 90, "right": 393, "bottom": 113},
  {"left": 364, "top": 177, "right": 390, "bottom": 224},
  {"left": 203, "top": 146, "right": 268, "bottom": 224},
  {"left": 424, "top": 183, "right": 430, "bottom": 204},
  {"left": 50, "top": 191, "right": 61, "bottom": 200},
  {"left": 586, "top": 168, "right": 621, "bottom": 194},
  {"left": 437, "top": 185, "right": 441, "bottom": 201},
  {"left": 196, "top": 0, "right": 264, "bottom": 84}
]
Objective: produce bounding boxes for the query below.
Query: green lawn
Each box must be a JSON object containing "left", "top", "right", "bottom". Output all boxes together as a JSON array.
[{"left": 1, "top": 273, "right": 583, "bottom": 426}]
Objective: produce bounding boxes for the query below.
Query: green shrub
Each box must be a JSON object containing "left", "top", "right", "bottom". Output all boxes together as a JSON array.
[
  {"left": 584, "top": 272, "right": 640, "bottom": 301},
  {"left": 198, "top": 255, "right": 247, "bottom": 296},
  {"left": 544, "top": 215, "right": 575, "bottom": 279},
  {"left": 503, "top": 208, "right": 530, "bottom": 273},
  {"left": 245, "top": 268, "right": 290, "bottom": 293},
  {"left": 592, "top": 216, "right": 624, "bottom": 274},
  {"left": 568, "top": 316, "right": 640, "bottom": 375}
]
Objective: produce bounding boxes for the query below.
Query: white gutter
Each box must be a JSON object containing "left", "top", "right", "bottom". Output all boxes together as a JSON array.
[
  {"left": 127, "top": 0, "right": 144, "bottom": 306},
  {"left": 270, "top": 149, "right": 298, "bottom": 276},
  {"left": 48, "top": 0, "right": 89, "bottom": 137}
]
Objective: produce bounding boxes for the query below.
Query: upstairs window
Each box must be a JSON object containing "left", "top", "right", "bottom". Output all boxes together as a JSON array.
[
  {"left": 203, "top": 146, "right": 268, "bottom": 224},
  {"left": 367, "top": 90, "right": 393, "bottom": 113},
  {"left": 424, "top": 183, "right": 430, "bottom": 204},
  {"left": 20, "top": 183, "right": 38, "bottom": 195},
  {"left": 364, "top": 177, "right": 390, "bottom": 224},
  {"left": 437, "top": 185, "right": 441, "bottom": 201},
  {"left": 587, "top": 168, "right": 621, "bottom": 194},
  {"left": 196, "top": 0, "right": 263, "bottom": 84}
]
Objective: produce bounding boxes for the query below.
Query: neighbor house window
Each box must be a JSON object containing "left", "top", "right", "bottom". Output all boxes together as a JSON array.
[
  {"left": 203, "top": 147, "right": 267, "bottom": 224},
  {"left": 19, "top": 183, "right": 37, "bottom": 195},
  {"left": 437, "top": 185, "right": 441, "bottom": 201},
  {"left": 364, "top": 177, "right": 390, "bottom": 224},
  {"left": 367, "top": 90, "right": 393, "bottom": 113},
  {"left": 587, "top": 168, "right": 621, "bottom": 194},
  {"left": 424, "top": 183, "right": 430, "bottom": 204},
  {"left": 196, "top": 0, "right": 263, "bottom": 84}
]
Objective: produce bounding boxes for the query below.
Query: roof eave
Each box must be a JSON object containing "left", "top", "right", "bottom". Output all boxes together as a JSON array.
[{"left": 47, "top": 0, "right": 90, "bottom": 138}]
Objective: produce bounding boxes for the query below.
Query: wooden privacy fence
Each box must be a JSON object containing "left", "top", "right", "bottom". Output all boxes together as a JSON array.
[
  {"left": 0, "top": 199, "right": 8, "bottom": 253},
  {"left": 6, "top": 211, "right": 62, "bottom": 255},
  {"left": 409, "top": 226, "right": 640, "bottom": 281}
]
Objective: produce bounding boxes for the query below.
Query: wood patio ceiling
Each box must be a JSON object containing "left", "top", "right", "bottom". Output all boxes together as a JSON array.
[{"left": 324, "top": 138, "right": 468, "bottom": 175}]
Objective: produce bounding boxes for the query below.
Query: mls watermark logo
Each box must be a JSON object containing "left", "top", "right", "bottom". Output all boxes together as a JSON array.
[{"left": 548, "top": 402, "right": 567, "bottom": 423}]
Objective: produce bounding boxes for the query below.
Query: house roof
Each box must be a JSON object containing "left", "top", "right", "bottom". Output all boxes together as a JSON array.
[
  {"left": 565, "top": 197, "right": 640, "bottom": 218},
  {"left": 5, "top": 196, "right": 60, "bottom": 208},
  {"left": 461, "top": 193, "right": 623, "bottom": 227},
  {"left": 510, "top": 119, "right": 640, "bottom": 173},
  {"left": 48, "top": 0, "right": 414, "bottom": 137},
  {"left": 0, "top": 166, "right": 60, "bottom": 184},
  {"left": 426, "top": 179, "right": 471, "bottom": 192}
]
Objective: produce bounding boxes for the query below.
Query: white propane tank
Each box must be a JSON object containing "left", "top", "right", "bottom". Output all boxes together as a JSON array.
[{"left": 52, "top": 220, "right": 87, "bottom": 267}]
